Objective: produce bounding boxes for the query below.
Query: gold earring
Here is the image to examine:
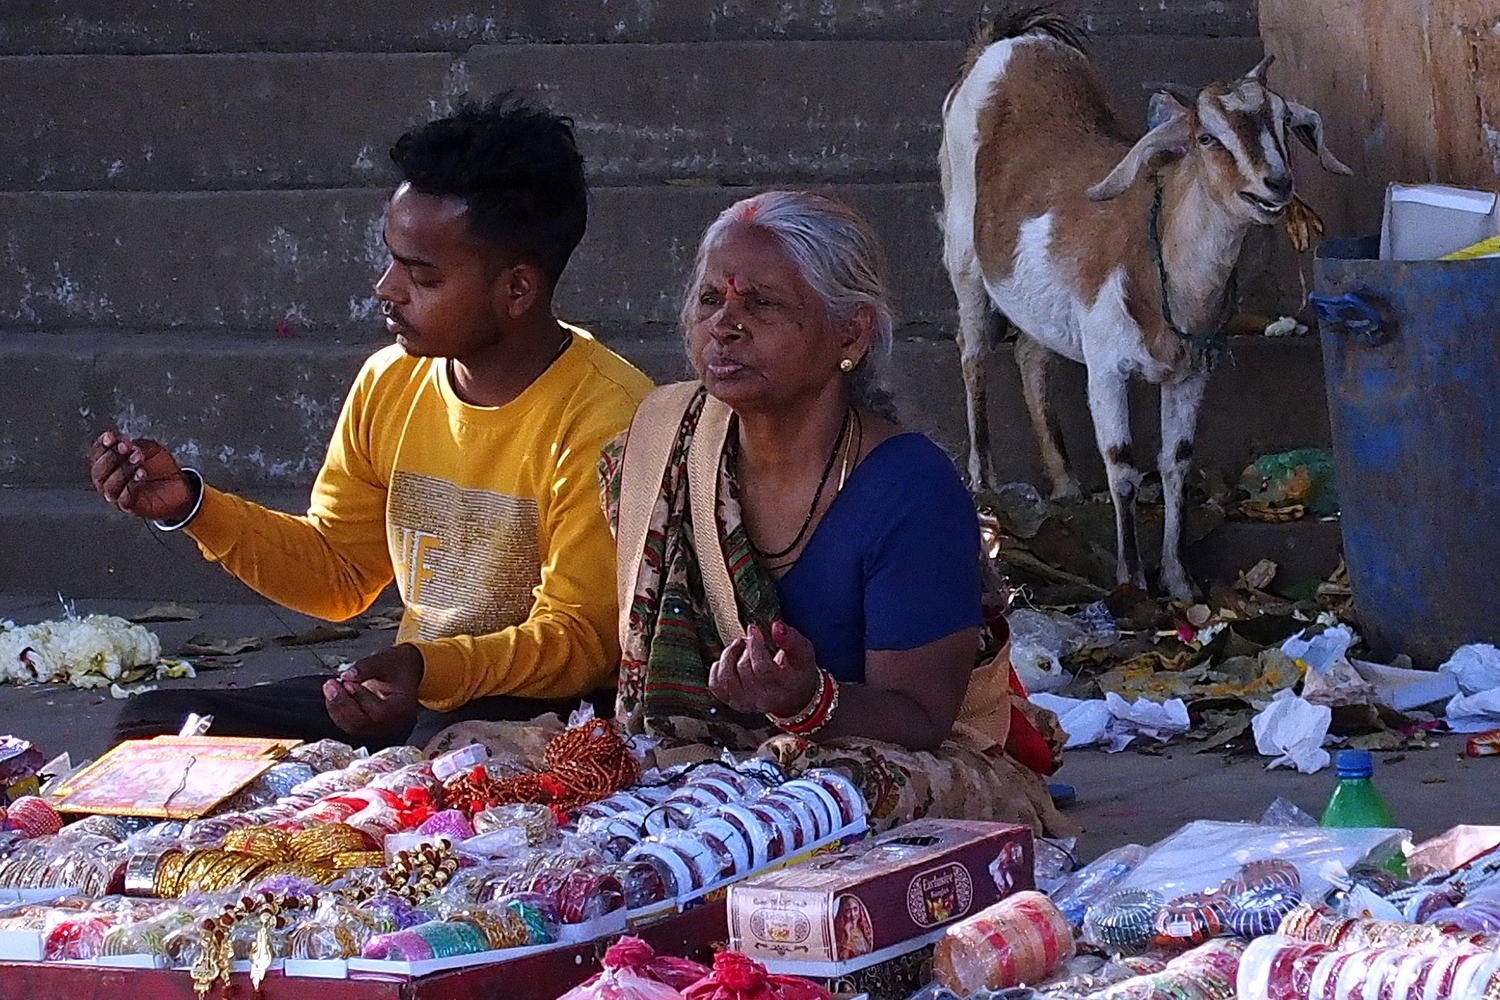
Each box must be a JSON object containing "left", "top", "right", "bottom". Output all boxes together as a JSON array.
[{"left": 839, "top": 358, "right": 855, "bottom": 372}]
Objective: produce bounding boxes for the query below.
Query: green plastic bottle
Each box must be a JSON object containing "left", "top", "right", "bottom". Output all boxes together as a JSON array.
[
  {"left": 1321, "top": 749, "right": 1395, "bottom": 828},
  {"left": 1322, "top": 748, "right": 1406, "bottom": 877}
]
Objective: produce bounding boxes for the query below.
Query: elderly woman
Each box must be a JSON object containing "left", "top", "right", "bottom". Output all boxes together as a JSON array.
[{"left": 601, "top": 191, "right": 1071, "bottom": 835}]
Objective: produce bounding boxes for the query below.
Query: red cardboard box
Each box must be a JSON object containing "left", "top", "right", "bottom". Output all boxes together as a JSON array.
[{"left": 727, "top": 819, "right": 1033, "bottom": 964}]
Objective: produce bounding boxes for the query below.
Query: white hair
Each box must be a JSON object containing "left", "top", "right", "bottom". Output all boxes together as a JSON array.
[{"left": 682, "top": 190, "right": 897, "bottom": 415}]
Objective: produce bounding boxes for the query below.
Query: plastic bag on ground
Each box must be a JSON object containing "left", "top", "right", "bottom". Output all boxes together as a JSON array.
[
  {"left": 1114, "top": 820, "right": 1409, "bottom": 903},
  {"left": 1440, "top": 644, "right": 1500, "bottom": 694},
  {"left": 1029, "top": 694, "right": 1188, "bottom": 752},
  {"left": 1048, "top": 844, "right": 1152, "bottom": 926},
  {"left": 1008, "top": 610, "right": 1090, "bottom": 693},
  {"left": 1280, "top": 624, "right": 1358, "bottom": 675},
  {"left": 1441, "top": 645, "right": 1500, "bottom": 732}
]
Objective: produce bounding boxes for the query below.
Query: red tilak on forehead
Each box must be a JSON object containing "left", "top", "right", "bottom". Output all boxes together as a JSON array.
[{"left": 725, "top": 275, "right": 741, "bottom": 299}]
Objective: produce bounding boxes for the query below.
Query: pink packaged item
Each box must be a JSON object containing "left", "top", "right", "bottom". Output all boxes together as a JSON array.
[{"left": 559, "top": 936, "right": 711, "bottom": 999}]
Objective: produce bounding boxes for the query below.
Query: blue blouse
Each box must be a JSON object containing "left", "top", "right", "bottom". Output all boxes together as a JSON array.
[{"left": 774, "top": 433, "right": 984, "bottom": 682}]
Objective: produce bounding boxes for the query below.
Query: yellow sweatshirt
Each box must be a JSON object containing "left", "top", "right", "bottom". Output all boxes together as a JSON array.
[{"left": 184, "top": 326, "right": 653, "bottom": 711}]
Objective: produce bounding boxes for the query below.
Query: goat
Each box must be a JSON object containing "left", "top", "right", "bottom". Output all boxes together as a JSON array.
[{"left": 939, "top": 11, "right": 1349, "bottom": 599}]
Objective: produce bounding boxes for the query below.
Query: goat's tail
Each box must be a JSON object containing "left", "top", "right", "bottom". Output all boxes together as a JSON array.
[{"left": 965, "top": 7, "right": 1087, "bottom": 67}]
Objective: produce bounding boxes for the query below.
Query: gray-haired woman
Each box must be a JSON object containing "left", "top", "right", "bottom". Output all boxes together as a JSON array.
[{"left": 601, "top": 191, "right": 1072, "bottom": 834}]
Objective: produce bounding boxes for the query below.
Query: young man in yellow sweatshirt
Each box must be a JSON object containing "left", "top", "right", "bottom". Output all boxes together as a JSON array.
[{"left": 89, "top": 95, "right": 652, "bottom": 747}]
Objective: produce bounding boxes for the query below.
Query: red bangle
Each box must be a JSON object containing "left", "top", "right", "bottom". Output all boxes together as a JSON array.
[{"left": 769, "top": 669, "right": 839, "bottom": 736}]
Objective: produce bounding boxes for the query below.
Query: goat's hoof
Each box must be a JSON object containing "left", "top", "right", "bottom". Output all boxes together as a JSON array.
[{"left": 1163, "top": 577, "right": 1197, "bottom": 602}]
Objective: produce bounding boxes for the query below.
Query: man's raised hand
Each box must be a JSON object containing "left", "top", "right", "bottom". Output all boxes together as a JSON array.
[{"left": 89, "top": 431, "right": 195, "bottom": 522}]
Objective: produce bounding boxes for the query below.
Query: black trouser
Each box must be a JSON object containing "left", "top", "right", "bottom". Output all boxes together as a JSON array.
[{"left": 113, "top": 675, "right": 615, "bottom": 749}]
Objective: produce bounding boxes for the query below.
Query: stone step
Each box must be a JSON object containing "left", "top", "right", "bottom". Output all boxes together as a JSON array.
[
  {"left": 2, "top": 0, "right": 1255, "bottom": 56},
  {"left": 0, "top": 183, "right": 948, "bottom": 331},
  {"left": 0, "top": 487, "right": 312, "bottom": 601},
  {"left": 0, "top": 486, "right": 1339, "bottom": 601},
  {"left": 0, "top": 178, "right": 1291, "bottom": 335},
  {"left": 0, "top": 332, "right": 1330, "bottom": 491},
  {"left": 1, "top": 37, "right": 1263, "bottom": 191}
]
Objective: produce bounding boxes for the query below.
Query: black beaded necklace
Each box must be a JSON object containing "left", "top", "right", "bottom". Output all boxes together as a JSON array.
[{"left": 740, "top": 405, "right": 853, "bottom": 561}]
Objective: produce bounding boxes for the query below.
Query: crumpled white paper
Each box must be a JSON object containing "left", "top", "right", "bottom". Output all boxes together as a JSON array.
[
  {"left": 1030, "top": 692, "right": 1189, "bottom": 752},
  {"left": 1440, "top": 644, "right": 1500, "bottom": 732},
  {"left": 1252, "top": 689, "right": 1332, "bottom": 773}
]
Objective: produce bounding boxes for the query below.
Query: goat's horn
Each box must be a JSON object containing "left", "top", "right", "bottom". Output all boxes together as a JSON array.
[{"left": 1247, "top": 53, "right": 1275, "bottom": 82}]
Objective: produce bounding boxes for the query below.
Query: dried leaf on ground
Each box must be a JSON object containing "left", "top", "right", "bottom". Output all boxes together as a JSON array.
[
  {"left": 179, "top": 634, "right": 264, "bottom": 656},
  {"left": 128, "top": 602, "right": 201, "bottom": 623},
  {"left": 274, "top": 625, "right": 360, "bottom": 647},
  {"left": 1194, "top": 714, "right": 1253, "bottom": 752},
  {"left": 317, "top": 654, "right": 354, "bottom": 673},
  {"left": 1240, "top": 559, "right": 1279, "bottom": 591},
  {"left": 358, "top": 607, "right": 404, "bottom": 631}
]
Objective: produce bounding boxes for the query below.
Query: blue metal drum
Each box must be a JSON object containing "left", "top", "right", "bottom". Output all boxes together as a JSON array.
[{"left": 1312, "top": 236, "right": 1500, "bottom": 665}]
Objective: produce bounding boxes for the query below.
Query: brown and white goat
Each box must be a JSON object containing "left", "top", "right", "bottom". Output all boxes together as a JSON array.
[{"left": 939, "top": 14, "right": 1349, "bottom": 598}]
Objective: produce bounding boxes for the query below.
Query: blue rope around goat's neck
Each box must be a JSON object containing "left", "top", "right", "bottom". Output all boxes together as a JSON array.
[{"left": 1148, "top": 183, "right": 1237, "bottom": 364}]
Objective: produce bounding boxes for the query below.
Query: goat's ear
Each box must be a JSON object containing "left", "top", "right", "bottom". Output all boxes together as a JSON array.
[
  {"left": 1088, "top": 96, "right": 1192, "bottom": 201},
  {"left": 1285, "top": 100, "right": 1353, "bottom": 175},
  {"left": 1246, "top": 53, "right": 1275, "bottom": 84}
]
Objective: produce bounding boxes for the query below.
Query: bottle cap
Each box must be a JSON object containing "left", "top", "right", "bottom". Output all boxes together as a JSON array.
[{"left": 1335, "top": 748, "right": 1374, "bottom": 778}]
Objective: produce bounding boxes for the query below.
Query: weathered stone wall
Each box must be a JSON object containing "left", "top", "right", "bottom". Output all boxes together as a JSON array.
[{"left": 0, "top": 0, "right": 1336, "bottom": 597}]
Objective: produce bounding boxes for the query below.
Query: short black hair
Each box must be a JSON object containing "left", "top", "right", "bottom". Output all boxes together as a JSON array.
[{"left": 389, "top": 93, "right": 587, "bottom": 283}]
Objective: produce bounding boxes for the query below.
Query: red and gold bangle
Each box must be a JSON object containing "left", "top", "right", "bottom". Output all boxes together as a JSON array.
[{"left": 769, "top": 669, "right": 839, "bottom": 736}]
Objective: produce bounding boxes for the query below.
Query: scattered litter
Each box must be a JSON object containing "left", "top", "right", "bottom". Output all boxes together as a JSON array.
[
  {"left": 274, "top": 624, "right": 360, "bottom": 646},
  {"left": 1238, "top": 448, "right": 1339, "bottom": 519},
  {"left": 1440, "top": 644, "right": 1500, "bottom": 732},
  {"left": 178, "top": 633, "right": 264, "bottom": 657},
  {"left": 1030, "top": 692, "right": 1189, "bottom": 753},
  {"left": 1281, "top": 623, "right": 1358, "bottom": 674},
  {"left": 1464, "top": 730, "right": 1500, "bottom": 757},
  {"left": 127, "top": 602, "right": 201, "bottom": 623},
  {"left": 109, "top": 682, "right": 158, "bottom": 699},
  {"left": 1263, "top": 315, "right": 1309, "bottom": 337},
  {"left": 1350, "top": 657, "right": 1457, "bottom": 711},
  {"left": 1252, "top": 690, "right": 1332, "bottom": 773}
]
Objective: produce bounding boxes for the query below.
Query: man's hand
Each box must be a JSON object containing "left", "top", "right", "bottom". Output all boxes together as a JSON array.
[
  {"left": 709, "top": 619, "right": 821, "bottom": 718},
  {"left": 89, "top": 430, "right": 195, "bottom": 522},
  {"left": 323, "top": 643, "right": 424, "bottom": 742}
]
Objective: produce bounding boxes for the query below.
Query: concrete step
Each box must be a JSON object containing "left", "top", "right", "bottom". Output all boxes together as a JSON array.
[
  {"left": 2, "top": 0, "right": 1256, "bottom": 56},
  {"left": 0, "top": 331, "right": 1331, "bottom": 491},
  {"left": 0, "top": 487, "right": 311, "bottom": 600},
  {"left": 0, "top": 183, "right": 953, "bottom": 331},
  {"left": 0, "top": 176, "right": 1294, "bottom": 335},
  {"left": 0, "top": 487, "right": 1341, "bottom": 602},
  {"left": 2, "top": 37, "right": 1263, "bottom": 191}
]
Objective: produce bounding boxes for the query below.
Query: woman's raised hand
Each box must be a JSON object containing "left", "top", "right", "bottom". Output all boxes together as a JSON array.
[{"left": 709, "top": 619, "right": 822, "bottom": 719}]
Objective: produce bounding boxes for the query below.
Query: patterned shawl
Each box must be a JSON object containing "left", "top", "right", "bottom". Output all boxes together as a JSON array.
[{"left": 599, "top": 386, "right": 779, "bottom": 749}]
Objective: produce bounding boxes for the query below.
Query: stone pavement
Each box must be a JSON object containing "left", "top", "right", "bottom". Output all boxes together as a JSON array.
[{"left": 3, "top": 593, "right": 1496, "bottom": 860}]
